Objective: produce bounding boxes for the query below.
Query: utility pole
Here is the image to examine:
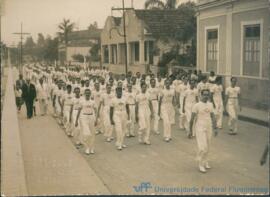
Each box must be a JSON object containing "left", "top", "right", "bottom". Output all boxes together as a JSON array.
[
  {"left": 111, "top": 0, "right": 133, "bottom": 75},
  {"left": 13, "top": 23, "right": 30, "bottom": 73}
]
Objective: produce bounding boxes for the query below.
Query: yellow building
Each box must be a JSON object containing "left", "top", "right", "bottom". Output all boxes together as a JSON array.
[{"left": 196, "top": 0, "right": 269, "bottom": 109}]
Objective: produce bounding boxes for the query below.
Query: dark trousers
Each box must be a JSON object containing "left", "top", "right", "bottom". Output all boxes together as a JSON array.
[{"left": 25, "top": 99, "right": 34, "bottom": 118}]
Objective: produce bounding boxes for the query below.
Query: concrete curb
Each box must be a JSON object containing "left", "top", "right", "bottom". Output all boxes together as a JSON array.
[
  {"left": 238, "top": 115, "right": 269, "bottom": 127},
  {"left": 1, "top": 67, "right": 28, "bottom": 196}
]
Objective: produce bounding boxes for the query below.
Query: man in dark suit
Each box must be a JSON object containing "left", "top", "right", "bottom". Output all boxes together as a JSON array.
[
  {"left": 22, "top": 78, "right": 37, "bottom": 119},
  {"left": 16, "top": 74, "right": 25, "bottom": 90}
]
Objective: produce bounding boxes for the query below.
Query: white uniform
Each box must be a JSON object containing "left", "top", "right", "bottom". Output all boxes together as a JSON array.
[
  {"left": 192, "top": 101, "right": 214, "bottom": 168},
  {"left": 71, "top": 97, "right": 82, "bottom": 144},
  {"left": 54, "top": 88, "right": 63, "bottom": 116},
  {"left": 147, "top": 86, "right": 160, "bottom": 133},
  {"left": 79, "top": 98, "right": 97, "bottom": 152},
  {"left": 225, "top": 86, "right": 240, "bottom": 132},
  {"left": 197, "top": 82, "right": 210, "bottom": 99},
  {"left": 210, "top": 84, "right": 223, "bottom": 128},
  {"left": 125, "top": 91, "right": 137, "bottom": 136},
  {"left": 136, "top": 92, "right": 151, "bottom": 143},
  {"left": 111, "top": 97, "right": 127, "bottom": 148},
  {"left": 160, "top": 89, "right": 175, "bottom": 139},
  {"left": 178, "top": 83, "right": 188, "bottom": 129},
  {"left": 92, "top": 90, "right": 103, "bottom": 133},
  {"left": 101, "top": 92, "right": 114, "bottom": 139},
  {"left": 36, "top": 83, "right": 49, "bottom": 115},
  {"left": 62, "top": 92, "right": 74, "bottom": 135},
  {"left": 183, "top": 88, "right": 198, "bottom": 135}
]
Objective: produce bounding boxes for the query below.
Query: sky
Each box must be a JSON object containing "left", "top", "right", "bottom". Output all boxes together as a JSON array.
[{"left": 1, "top": 0, "right": 194, "bottom": 46}]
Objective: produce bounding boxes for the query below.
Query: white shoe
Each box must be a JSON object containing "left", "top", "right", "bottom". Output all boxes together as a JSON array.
[
  {"left": 85, "top": 148, "right": 90, "bottom": 155},
  {"left": 117, "top": 146, "right": 122, "bottom": 150},
  {"left": 164, "top": 137, "right": 170, "bottom": 142},
  {"left": 106, "top": 138, "right": 111, "bottom": 142},
  {"left": 199, "top": 165, "right": 207, "bottom": 173},
  {"left": 122, "top": 144, "right": 127, "bottom": 148},
  {"left": 90, "top": 149, "right": 95, "bottom": 154},
  {"left": 205, "top": 162, "right": 211, "bottom": 169},
  {"left": 144, "top": 141, "right": 151, "bottom": 145}
]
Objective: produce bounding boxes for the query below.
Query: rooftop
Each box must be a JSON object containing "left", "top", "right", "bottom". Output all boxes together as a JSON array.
[{"left": 134, "top": 9, "right": 193, "bottom": 38}]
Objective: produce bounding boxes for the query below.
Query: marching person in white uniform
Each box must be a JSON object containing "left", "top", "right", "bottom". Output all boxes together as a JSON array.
[
  {"left": 125, "top": 84, "right": 137, "bottom": 137},
  {"left": 70, "top": 87, "right": 83, "bottom": 147},
  {"left": 75, "top": 89, "right": 97, "bottom": 155},
  {"left": 135, "top": 83, "right": 151, "bottom": 145},
  {"left": 225, "top": 77, "right": 241, "bottom": 135},
  {"left": 100, "top": 84, "right": 115, "bottom": 142},
  {"left": 61, "top": 85, "right": 74, "bottom": 136},
  {"left": 36, "top": 78, "right": 49, "bottom": 115},
  {"left": 182, "top": 80, "right": 198, "bottom": 136},
  {"left": 189, "top": 89, "right": 217, "bottom": 173},
  {"left": 159, "top": 79, "right": 176, "bottom": 142},
  {"left": 147, "top": 78, "right": 160, "bottom": 134},
  {"left": 210, "top": 76, "right": 224, "bottom": 129},
  {"left": 110, "top": 87, "right": 129, "bottom": 150}
]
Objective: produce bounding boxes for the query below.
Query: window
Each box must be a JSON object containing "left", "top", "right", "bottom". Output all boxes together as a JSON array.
[
  {"left": 130, "top": 42, "right": 140, "bottom": 64},
  {"left": 144, "top": 41, "right": 154, "bottom": 64},
  {"left": 243, "top": 24, "right": 260, "bottom": 76},
  {"left": 206, "top": 29, "right": 218, "bottom": 72},
  {"left": 134, "top": 42, "right": 139, "bottom": 62},
  {"left": 111, "top": 44, "right": 117, "bottom": 64},
  {"left": 103, "top": 45, "right": 109, "bottom": 63}
]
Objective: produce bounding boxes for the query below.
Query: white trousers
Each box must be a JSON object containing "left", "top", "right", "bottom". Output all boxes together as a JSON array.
[
  {"left": 72, "top": 110, "right": 82, "bottom": 144},
  {"left": 113, "top": 112, "right": 127, "bottom": 147},
  {"left": 161, "top": 103, "right": 175, "bottom": 138},
  {"left": 138, "top": 107, "right": 151, "bottom": 142},
  {"left": 227, "top": 100, "right": 239, "bottom": 132},
  {"left": 79, "top": 114, "right": 95, "bottom": 150},
  {"left": 38, "top": 98, "right": 48, "bottom": 115},
  {"left": 63, "top": 105, "right": 72, "bottom": 134},
  {"left": 151, "top": 100, "right": 159, "bottom": 132},
  {"left": 214, "top": 99, "right": 223, "bottom": 128},
  {"left": 103, "top": 106, "right": 113, "bottom": 138},
  {"left": 127, "top": 105, "right": 136, "bottom": 136},
  {"left": 195, "top": 125, "right": 212, "bottom": 167}
]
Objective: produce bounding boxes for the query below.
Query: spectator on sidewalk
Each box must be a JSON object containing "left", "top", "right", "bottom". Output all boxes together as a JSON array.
[
  {"left": 15, "top": 86, "right": 23, "bottom": 112},
  {"left": 22, "top": 78, "right": 37, "bottom": 119}
]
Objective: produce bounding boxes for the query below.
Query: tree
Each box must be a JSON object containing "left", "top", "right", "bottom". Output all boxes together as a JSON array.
[
  {"left": 88, "top": 21, "right": 98, "bottom": 30},
  {"left": 23, "top": 36, "right": 36, "bottom": 60},
  {"left": 58, "top": 18, "right": 75, "bottom": 44},
  {"left": 89, "top": 43, "right": 100, "bottom": 62},
  {"left": 144, "top": 0, "right": 177, "bottom": 9},
  {"left": 72, "top": 54, "right": 84, "bottom": 63},
  {"left": 44, "top": 36, "right": 58, "bottom": 62}
]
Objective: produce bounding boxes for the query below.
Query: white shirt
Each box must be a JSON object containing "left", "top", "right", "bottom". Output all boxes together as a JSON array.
[
  {"left": 161, "top": 89, "right": 174, "bottom": 104},
  {"left": 111, "top": 97, "right": 127, "bottom": 113},
  {"left": 192, "top": 101, "right": 214, "bottom": 129},
  {"left": 147, "top": 87, "right": 159, "bottom": 101},
  {"left": 80, "top": 98, "right": 96, "bottom": 115},
  {"left": 183, "top": 88, "right": 198, "bottom": 106}
]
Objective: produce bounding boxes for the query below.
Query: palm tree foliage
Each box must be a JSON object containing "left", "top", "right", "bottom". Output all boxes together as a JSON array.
[
  {"left": 144, "top": 0, "right": 177, "bottom": 9},
  {"left": 58, "top": 18, "right": 75, "bottom": 44}
]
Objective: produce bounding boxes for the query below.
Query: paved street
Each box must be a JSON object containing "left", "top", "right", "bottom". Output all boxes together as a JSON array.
[{"left": 18, "top": 105, "right": 269, "bottom": 195}]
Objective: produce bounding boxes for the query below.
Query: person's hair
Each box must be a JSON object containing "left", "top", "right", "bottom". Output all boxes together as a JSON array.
[
  {"left": 116, "top": 87, "right": 122, "bottom": 92},
  {"left": 201, "top": 89, "right": 210, "bottom": 95},
  {"left": 231, "top": 77, "right": 237, "bottom": 82},
  {"left": 215, "top": 76, "right": 222, "bottom": 83},
  {"left": 66, "top": 85, "right": 72, "bottom": 89},
  {"left": 84, "top": 88, "right": 91, "bottom": 93},
  {"left": 150, "top": 78, "right": 156, "bottom": 83},
  {"left": 74, "top": 87, "right": 80, "bottom": 91}
]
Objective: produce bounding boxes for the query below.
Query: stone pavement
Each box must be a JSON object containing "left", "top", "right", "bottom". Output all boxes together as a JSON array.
[{"left": 17, "top": 107, "right": 110, "bottom": 195}]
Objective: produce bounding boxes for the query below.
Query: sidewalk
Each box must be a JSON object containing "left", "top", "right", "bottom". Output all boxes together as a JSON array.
[
  {"left": 1, "top": 67, "right": 28, "bottom": 196},
  {"left": 238, "top": 107, "right": 269, "bottom": 127},
  {"left": 18, "top": 108, "right": 110, "bottom": 195}
]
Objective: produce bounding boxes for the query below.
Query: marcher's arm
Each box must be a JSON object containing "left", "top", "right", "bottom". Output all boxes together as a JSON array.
[
  {"left": 110, "top": 107, "right": 114, "bottom": 125},
  {"left": 189, "top": 113, "right": 196, "bottom": 138},
  {"left": 210, "top": 112, "right": 217, "bottom": 136}
]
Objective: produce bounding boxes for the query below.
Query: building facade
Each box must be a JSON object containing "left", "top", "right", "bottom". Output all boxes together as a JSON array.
[
  {"left": 196, "top": 0, "right": 269, "bottom": 109},
  {"left": 101, "top": 9, "right": 192, "bottom": 74},
  {"left": 58, "top": 29, "right": 101, "bottom": 65}
]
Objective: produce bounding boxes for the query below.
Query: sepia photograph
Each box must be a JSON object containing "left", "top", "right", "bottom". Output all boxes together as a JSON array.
[{"left": 0, "top": 0, "right": 269, "bottom": 195}]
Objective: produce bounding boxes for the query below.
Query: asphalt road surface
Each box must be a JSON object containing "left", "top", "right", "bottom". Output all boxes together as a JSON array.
[{"left": 18, "top": 105, "right": 269, "bottom": 195}]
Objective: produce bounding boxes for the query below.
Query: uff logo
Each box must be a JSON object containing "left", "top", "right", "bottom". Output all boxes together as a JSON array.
[{"left": 133, "top": 182, "right": 152, "bottom": 192}]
